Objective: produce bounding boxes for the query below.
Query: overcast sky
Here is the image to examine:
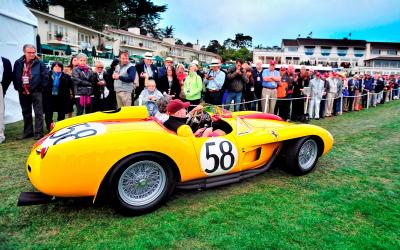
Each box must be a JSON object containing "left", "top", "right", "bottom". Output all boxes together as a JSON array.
[{"left": 155, "top": 0, "right": 400, "bottom": 47}]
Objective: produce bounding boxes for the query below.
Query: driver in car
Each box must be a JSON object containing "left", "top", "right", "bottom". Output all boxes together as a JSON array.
[{"left": 164, "top": 99, "right": 226, "bottom": 137}]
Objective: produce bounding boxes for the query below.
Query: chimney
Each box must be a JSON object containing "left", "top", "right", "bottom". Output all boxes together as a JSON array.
[
  {"left": 192, "top": 44, "right": 201, "bottom": 51},
  {"left": 163, "top": 38, "right": 176, "bottom": 45},
  {"left": 49, "top": 5, "right": 65, "bottom": 19},
  {"left": 127, "top": 27, "right": 140, "bottom": 35}
]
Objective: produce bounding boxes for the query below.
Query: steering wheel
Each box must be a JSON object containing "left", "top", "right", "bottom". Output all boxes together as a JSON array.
[{"left": 187, "top": 109, "right": 212, "bottom": 132}]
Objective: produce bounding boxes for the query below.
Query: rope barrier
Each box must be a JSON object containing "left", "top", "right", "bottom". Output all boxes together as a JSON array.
[{"left": 183, "top": 88, "right": 400, "bottom": 108}]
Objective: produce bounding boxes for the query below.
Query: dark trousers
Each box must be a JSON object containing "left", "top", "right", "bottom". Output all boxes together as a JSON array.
[
  {"left": 255, "top": 85, "right": 263, "bottom": 111},
  {"left": 319, "top": 97, "right": 326, "bottom": 118},
  {"left": 205, "top": 90, "right": 221, "bottom": 105},
  {"left": 19, "top": 91, "right": 44, "bottom": 137},
  {"left": 245, "top": 92, "right": 257, "bottom": 111},
  {"left": 362, "top": 90, "right": 368, "bottom": 108},
  {"left": 333, "top": 98, "right": 340, "bottom": 115},
  {"left": 274, "top": 98, "right": 290, "bottom": 120},
  {"left": 75, "top": 97, "right": 93, "bottom": 116},
  {"left": 381, "top": 91, "right": 387, "bottom": 104},
  {"left": 291, "top": 96, "right": 305, "bottom": 121},
  {"left": 45, "top": 111, "right": 66, "bottom": 131},
  {"left": 333, "top": 97, "right": 342, "bottom": 115},
  {"left": 347, "top": 94, "right": 354, "bottom": 111},
  {"left": 93, "top": 97, "right": 107, "bottom": 112}
]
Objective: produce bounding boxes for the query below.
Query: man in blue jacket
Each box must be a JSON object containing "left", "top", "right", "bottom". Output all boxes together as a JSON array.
[{"left": 13, "top": 44, "right": 49, "bottom": 140}]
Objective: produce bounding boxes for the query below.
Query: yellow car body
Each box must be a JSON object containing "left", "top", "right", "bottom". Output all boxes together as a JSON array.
[{"left": 21, "top": 106, "right": 333, "bottom": 214}]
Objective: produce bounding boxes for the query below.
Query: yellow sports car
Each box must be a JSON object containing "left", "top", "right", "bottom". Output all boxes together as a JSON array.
[{"left": 18, "top": 106, "right": 333, "bottom": 215}]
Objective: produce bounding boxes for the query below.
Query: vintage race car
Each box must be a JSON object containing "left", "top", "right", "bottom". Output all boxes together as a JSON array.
[{"left": 18, "top": 106, "right": 333, "bottom": 215}]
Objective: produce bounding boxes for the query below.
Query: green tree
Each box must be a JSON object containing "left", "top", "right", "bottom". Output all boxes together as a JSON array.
[
  {"left": 175, "top": 39, "right": 184, "bottom": 45},
  {"left": 23, "top": 0, "right": 167, "bottom": 35},
  {"left": 161, "top": 25, "right": 174, "bottom": 38},
  {"left": 206, "top": 40, "right": 223, "bottom": 54}
]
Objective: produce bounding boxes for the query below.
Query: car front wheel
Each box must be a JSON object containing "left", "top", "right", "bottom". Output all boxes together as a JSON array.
[
  {"left": 285, "top": 137, "right": 320, "bottom": 175},
  {"left": 109, "top": 154, "right": 175, "bottom": 215}
]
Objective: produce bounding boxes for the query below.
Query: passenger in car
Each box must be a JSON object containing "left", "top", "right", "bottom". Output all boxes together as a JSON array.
[
  {"left": 163, "top": 99, "right": 226, "bottom": 137},
  {"left": 154, "top": 95, "right": 170, "bottom": 123}
]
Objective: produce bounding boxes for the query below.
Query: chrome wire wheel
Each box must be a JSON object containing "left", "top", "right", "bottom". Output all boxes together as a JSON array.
[
  {"left": 118, "top": 160, "right": 166, "bottom": 206},
  {"left": 298, "top": 139, "right": 318, "bottom": 170}
]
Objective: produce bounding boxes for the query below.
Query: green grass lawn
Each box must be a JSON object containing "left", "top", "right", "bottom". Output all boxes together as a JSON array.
[{"left": 1, "top": 101, "right": 399, "bottom": 249}]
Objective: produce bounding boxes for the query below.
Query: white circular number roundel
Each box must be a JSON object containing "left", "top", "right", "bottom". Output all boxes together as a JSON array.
[
  {"left": 41, "top": 123, "right": 106, "bottom": 148},
  {"left": 200, "top": 138, "right": 238, "bottom": 176}
]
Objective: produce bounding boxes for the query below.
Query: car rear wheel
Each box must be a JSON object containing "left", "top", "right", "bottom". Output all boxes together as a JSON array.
[
  {"left": 110, "top": 154, "right": 175, "bottom": 215},
  {"left": 284, "top": 137, "right": 320, "bottom": 175}
]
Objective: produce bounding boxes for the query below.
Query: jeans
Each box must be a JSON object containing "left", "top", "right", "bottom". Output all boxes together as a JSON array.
[
  {"left": 224, "top": 91, "right": 242, "bottom": 111},
  {"left": 19, "top": 91, "right": 44, "bottom": 137},
  {"left": 75, "top": 96, "right": 93, "bottom": 116}
]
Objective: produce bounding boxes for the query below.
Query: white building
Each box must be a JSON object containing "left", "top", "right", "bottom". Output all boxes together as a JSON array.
[
  {"left": 30, "top": 6, "right": 114, "bottom": 56},
  {"left": 254, "top": 38, "right": 400, "bottom": 74}
]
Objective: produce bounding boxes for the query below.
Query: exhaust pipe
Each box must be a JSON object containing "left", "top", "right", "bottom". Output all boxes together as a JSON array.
[{"left": 17, "top": 192, "right": 57, "bottom": 206}]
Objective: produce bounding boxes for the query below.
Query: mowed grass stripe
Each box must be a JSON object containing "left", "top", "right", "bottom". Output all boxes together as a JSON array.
[{"left": 0, "top": 101, "right": 399, "bottom": 249}]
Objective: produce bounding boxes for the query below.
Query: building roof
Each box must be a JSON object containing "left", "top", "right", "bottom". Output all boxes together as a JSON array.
[
  {"left": 364, "top": 56, "right": 400, "bottom": 62},
  {"left": 282, "top": 39, "right": 298, "bottom": 46},
  {"left": 29, "top": 8, "right": 111, "bottom": 37},
  {"left": 107, "top": 28, "right": 219, "bottom": 57},
  {"left": 107, "top": 28, "right": 162, "bottom": 43},
  {"left": 282, "top": 38, "right": 367, "bottom": 48},
  {"left": 369, "top": 42, "right": 400, "bottom": 50}
]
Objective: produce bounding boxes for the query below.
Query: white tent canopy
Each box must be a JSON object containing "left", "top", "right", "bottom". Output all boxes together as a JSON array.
[{"left": 0, "top": 0, "right": 38, "bottom": 124}]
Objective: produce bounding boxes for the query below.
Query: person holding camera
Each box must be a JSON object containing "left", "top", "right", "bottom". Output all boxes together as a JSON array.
[
  {"left": 204, "top": 59, "right": 225, "bottom": 105},
  {"left": 224, "top": 59, "right": 248, "bottom": 111}
]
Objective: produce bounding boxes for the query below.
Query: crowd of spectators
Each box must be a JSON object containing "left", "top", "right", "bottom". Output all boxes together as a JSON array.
[{"left": 1, "top": 45, "right": 399, "bottom": 143}]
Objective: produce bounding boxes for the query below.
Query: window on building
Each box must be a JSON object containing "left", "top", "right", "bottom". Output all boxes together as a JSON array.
[
  {"left": 387, "top": 49, "right": 397, "bottom": 55},
  {"left": 337, "top": 47, "right": 348, "bottom": 57},
  {"left": 371, "top": 49, "right": 380, "bottom": 55},
  {"left": 288, "top": 47, "right": 298, "bottom": 52},
  {"left": 389, "top": 61, "right": 397, "bottom": 67},
  {"left": 321, "top": 47, "right": 331, "bottom": 56},
  {"left": 354, "top": 48, "right": 364, "bottom": 57},
  {"left": 374, "top": 61, "right": 381, "bottom": 67},
  {"left": 304, "top": 47, "right": 314, "bottom": 56}
]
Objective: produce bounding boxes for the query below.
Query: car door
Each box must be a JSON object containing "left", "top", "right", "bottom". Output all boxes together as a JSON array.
[
  {"left": 190, "top": 129, "right": 243, "bottom": 178},
  {"left": 231, "top": 116, "right": 282, "bottom": 171}
]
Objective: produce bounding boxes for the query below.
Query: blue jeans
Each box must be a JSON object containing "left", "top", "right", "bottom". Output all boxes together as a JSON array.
[{"left": 224, "top": 91, "right": 242, "bottom": 111}]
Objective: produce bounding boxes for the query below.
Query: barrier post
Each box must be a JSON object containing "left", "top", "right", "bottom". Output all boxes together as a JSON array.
[
  {"left": 305, "top": 95, "right": 309, "bottom": 114},
  {"left": 264, "top": 95, "right": 269, "bottom": 113},
  {"left": 390, "top": 88, "right": 393, "bottom": 101},
  {"left": 340, "top": 95, "right": 343, "bottom": 114},
  {"left": 366, "top": 92, "right": 369, "bottom": 109}
]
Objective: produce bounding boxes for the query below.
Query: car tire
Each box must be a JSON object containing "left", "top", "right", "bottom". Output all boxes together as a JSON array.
[
  {"left": 109, "top": 153, "right": 175, "bottom": 215},
  {"left": 284, "top": 137, "right": 320, "bottom": 176}
]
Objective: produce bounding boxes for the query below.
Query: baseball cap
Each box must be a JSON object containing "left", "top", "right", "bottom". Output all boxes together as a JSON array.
[
  {"left": 269, "top": 60, "right": 276, "bottom": 65},
  {"left": 166, "top": 99, "right": 190, "bottom": 114},
  {"left": 315, "top": 72, "right": 321, "bottom": 77}
]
